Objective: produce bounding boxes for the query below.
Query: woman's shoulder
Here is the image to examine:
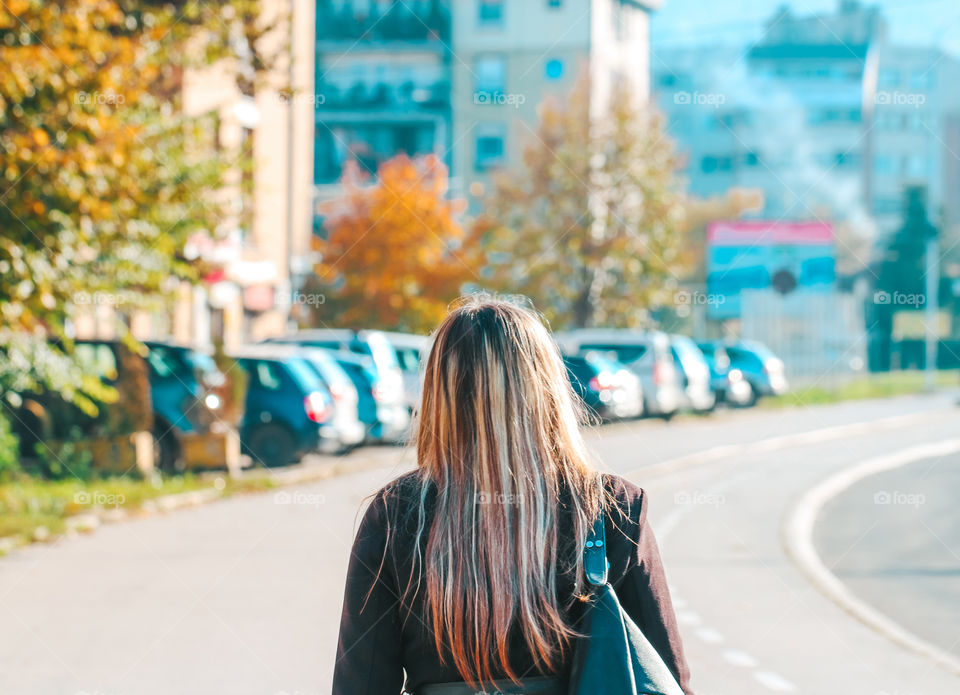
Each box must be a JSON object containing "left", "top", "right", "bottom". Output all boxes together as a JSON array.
[{"left": 600, "top": 472, "right": 649, "bottom": 527}]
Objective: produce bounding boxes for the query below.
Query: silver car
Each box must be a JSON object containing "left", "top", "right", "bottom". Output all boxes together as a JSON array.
[
  {"left": 669, "top": 335, "right": 716, "bottom": 413},
  {"left": 554, "top": 329, "right": 683, "bottom": 419}
]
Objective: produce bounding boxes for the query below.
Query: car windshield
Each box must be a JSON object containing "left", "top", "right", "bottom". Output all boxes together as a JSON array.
[
  {"left": 738, "top": 341, "right": 777, "bottom": 362},
  {"left": 363, "top": 332, "right": 400, "bottom": 371}
]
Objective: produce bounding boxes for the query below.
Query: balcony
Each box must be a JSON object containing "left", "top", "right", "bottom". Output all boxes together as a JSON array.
[
  {"left": 316, "top": 1, "right": 450, "bottom": 43},
  {"left": 316, "top": 80, "right": 450, "bottom": 113}
]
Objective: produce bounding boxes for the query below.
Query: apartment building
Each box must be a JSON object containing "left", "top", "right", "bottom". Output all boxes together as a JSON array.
[
  {"left": 654, "top": 0, "right": 960, "bottom": 239},
  {"left": 313, "top": 0, "right": 452, "bottom": 197},
  {"left": 451, "top": 0, "right": 660, "bottom": 202}
]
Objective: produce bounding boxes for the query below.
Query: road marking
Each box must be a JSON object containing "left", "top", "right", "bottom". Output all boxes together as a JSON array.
[
  {"left": 625, "top": 409, "right": 948, "bottom": 481},
  {"left": 723, "top": 649, "right": 758, "bottom": 667},
  {"left": 676, "top": 610, "right": 702, "bottom": 626},
  {"left": 754, "top": 670, "right": 797, "bottom": 691},
  {"left": 695, "top": 627, "right": 724, "bottom": 644},
  {"left": 783, "top": 438, "right": 960, "bottom": 678}
]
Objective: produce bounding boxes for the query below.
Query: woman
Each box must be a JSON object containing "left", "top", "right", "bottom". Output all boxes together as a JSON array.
[{"left": 333, "top": 296, "right": 692, "bottom": 695}]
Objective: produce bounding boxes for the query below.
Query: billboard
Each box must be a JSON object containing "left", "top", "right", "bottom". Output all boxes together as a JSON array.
[{"left": 706, "top": 221, "right": 835, "bottom": 319}]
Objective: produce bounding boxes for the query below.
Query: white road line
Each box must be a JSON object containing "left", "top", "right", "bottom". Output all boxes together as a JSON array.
[
  {"left": 783, "top": 438, "right": 960, "bottom": 678},
  {"left": 753, "top": 670, "right": 797, "bottom": 691},
  {"left": 722, "top": 649, "right": 758, "bottom": 667},
  {"left": 625, "top": 409, "right": 947, "bottom": 481},
  {"left": 695, "top": 627, "right": 724, "bottom": 644}
]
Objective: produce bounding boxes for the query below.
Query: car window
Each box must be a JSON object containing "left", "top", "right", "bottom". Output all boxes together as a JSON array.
[
  {"left": 395, "top": 347, "right": 422, "bottom": 372},
  {"left": 287, "top": 358, "right": 325, "bottom": 392},
  {"left": 580, "top": 343, "right": 647, "bottom": 363},
  {"left": 363, "top": 332, "right": 400, "bottom": 370},
  {"left": 146, "top": 347, "right": 181, "bottom": 379},
  {"left": 255, "top": 362, "right": 283, "bottom": 391}
]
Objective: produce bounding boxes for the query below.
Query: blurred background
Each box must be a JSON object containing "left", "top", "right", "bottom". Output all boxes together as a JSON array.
[{"left": 1, "top": 1, "right": 959, "bottom": 694}]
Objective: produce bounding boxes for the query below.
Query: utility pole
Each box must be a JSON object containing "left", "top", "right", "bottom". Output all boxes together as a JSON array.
[{"left": 924, "top": 219, "right": 939, "bottom": 391}]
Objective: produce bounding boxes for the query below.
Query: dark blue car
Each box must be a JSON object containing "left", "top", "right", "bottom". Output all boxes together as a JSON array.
[{"left": 235, "top": 353, "right": 338, "bottom": 467}]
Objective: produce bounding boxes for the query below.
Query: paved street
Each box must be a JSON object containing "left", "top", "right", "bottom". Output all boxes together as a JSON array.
[
  {"left": 1, "top": 393, "right": 959, "bottom": 695},
  {"left": 816, "top": 453, "right": 960, "bottom": 662}
]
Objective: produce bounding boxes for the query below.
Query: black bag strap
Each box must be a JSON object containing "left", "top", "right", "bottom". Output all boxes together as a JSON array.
[{"left": 583, "top": 510, "right": 608, "bottom": 587}]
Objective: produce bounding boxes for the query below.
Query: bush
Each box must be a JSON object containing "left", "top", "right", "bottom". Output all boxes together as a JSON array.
[
  {"left": 33, "top": 435, "right": 93, "bottom": 481},
  {"left": 0, "top": 413, "right": 21, "bottom": 480}
]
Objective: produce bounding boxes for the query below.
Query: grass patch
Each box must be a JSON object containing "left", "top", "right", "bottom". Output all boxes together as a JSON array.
[
  {"left": 0, "top": 473, "right": 275, "bottom": 547},
  {"left": 762, "top": 370, "right": 958, "bottom": 408}
]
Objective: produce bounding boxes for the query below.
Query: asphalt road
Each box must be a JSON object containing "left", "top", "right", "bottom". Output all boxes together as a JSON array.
[
  {"left": 1, "top": 393, "right": 958, "bottom": 695},
  {"left": 815, "top": 453, "right": 960, "bottom": 662}
]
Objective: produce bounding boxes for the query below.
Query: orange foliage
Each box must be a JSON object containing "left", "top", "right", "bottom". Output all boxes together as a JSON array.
[{"left": 312, "top": 155, "right": 478, "bottom": 333}]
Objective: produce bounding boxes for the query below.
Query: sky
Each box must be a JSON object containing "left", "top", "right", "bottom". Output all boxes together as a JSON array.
[{"left": 651, "top": 0, "right": 960, "bottom": 55}]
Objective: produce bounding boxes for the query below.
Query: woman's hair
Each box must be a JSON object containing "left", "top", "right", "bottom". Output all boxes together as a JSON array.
[{"left": 410, "top": 294, "right": 605, "bottom": 686}]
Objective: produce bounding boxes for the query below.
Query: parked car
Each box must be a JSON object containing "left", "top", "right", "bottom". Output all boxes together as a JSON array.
[
  {"left": 380, "top": 331, "right": 429, "bottom": 412},
  {"left": 555, "top": 329, "right": 683, "bottom": 419},
  {"left": 696, "top": 342, "right": 753, "bottom": 407},
  {"left": 143, "top": 341, "right": 227, "bottom": 471},
  {"left": 231, "top": 351, "right": 342, "bottom": 466},
  {"left": 563, "top": 353, "right": 643, "bottom": 420},
  {"left": 10, "top": 340, "right": 227, "bottom": 474},
  {"left": 669, "top": 335, "right": 716, "bottom": 413},
  {"left": 265, "top": 328, "right": 405, "bottom": 403},
  {"left": 238, "top": 344, "right": 366, "bottom": 453},
  {"left": 330, "top": 351, "right": 410, "bottom": 444},
  {"left": 725, "top": 340, "right": 789, "bottom": 403}
]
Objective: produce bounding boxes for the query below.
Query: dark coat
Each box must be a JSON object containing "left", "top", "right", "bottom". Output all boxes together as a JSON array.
[{"left": 333, "top": 471, "right": 693, "bottom": 694}]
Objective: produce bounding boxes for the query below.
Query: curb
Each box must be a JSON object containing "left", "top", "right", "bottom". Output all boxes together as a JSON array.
[{"left": 782, "top": 438, "right": 960, "bottom": 677}]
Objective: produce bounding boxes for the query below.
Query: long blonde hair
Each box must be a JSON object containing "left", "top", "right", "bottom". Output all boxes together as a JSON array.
[{"left": 411, "top": 295, "right": 605, "bottom": 685}]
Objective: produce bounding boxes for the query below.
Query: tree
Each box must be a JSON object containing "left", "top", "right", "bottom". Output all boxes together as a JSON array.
[
  {"left": 0, "top": 0, "right": 283, "bottom": 414},
  {"left": 311, "top": 155, "right": 477, "bottom": 333},
  {"left": 475, "top": 73, "right": 688, "bottom": 329}
]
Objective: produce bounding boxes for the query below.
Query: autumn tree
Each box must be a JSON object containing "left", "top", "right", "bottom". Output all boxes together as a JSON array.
[
  {"left": 0, "top": 0, "right": 283, "bottom": 414},
  {"left": 311, "top": 155, "right": 476, "bottom": 333},
  {"left": 475, "top": 74, "right": 690, "bottom": 329}
]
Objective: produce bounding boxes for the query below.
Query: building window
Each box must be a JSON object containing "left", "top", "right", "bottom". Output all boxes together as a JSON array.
[
  {"left": 478, "top": 0, "right": 504, "bottom": 27},
  {"left": 701, "top": 155, "right": 733, "bottom": 173},
  {"left": 475, "top": 128, "right": 505, "bottom": 171},
  {"left": 545, "top": 59, "right": 564, "bottom": 80},
  {"left": 474, "top": 54, "right": 506, "bottom": 97},
  {"left": 904, "top": 155, "right": 927, "bottom": 177},
  {"left": 547, "top": 0, "right": 562, "bottom": 7}
]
